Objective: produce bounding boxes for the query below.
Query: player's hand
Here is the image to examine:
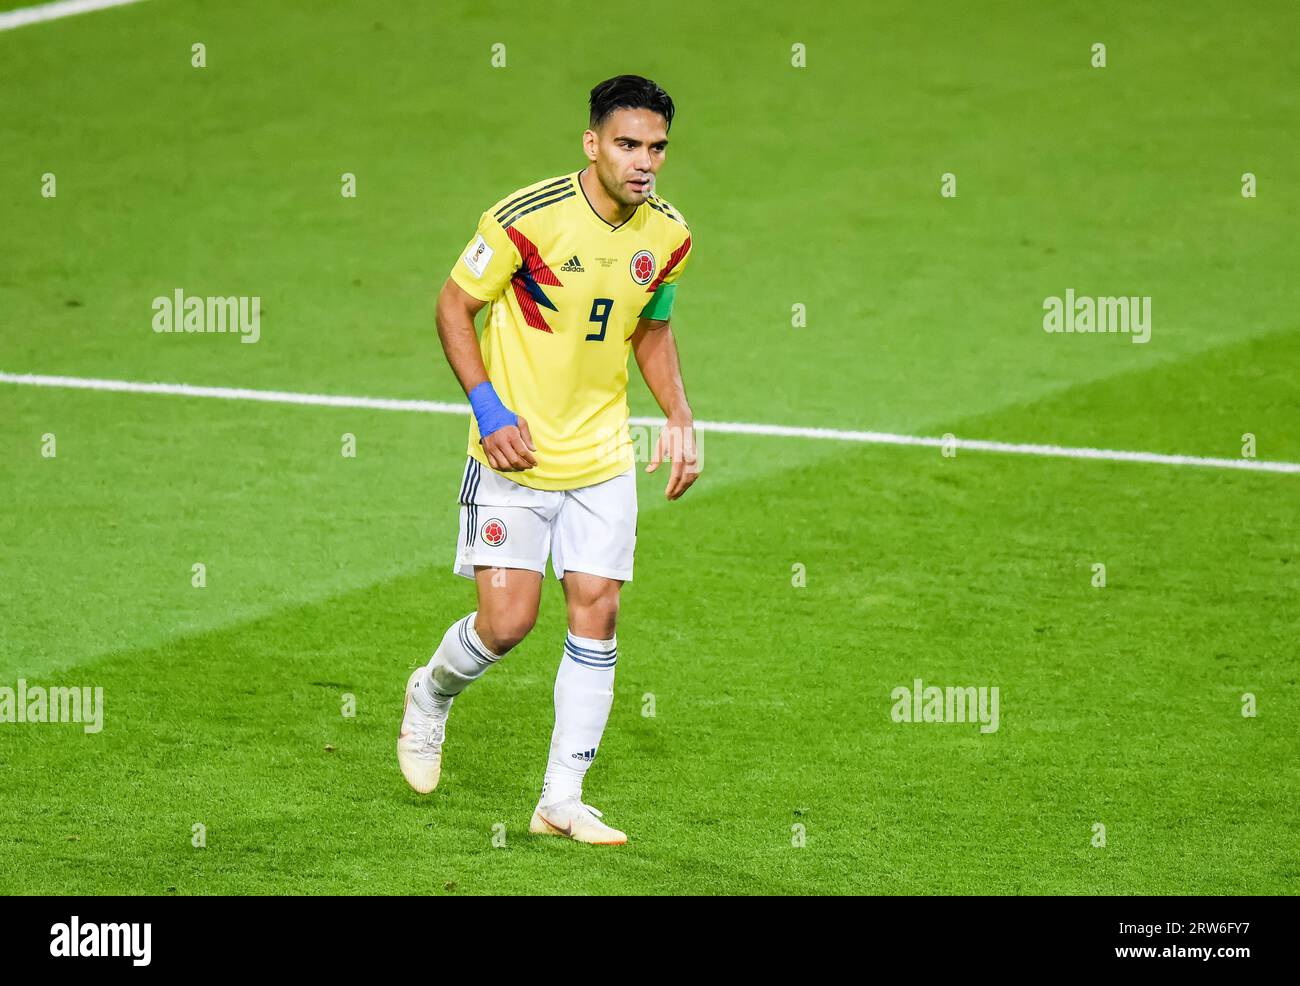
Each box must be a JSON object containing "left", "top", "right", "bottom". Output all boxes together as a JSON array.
[
  {"left": 482, "top": 416, "right": 537, "bottom": 472},
  {"left": 646, "top": 417, "right": 700, "bottom": 500}
]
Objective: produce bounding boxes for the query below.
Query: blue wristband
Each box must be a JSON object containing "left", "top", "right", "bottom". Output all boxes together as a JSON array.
[{"left": 468, "top": 381, "right": 517, "bottom": 440}]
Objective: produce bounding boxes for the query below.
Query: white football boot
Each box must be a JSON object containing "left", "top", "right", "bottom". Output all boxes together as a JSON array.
[
  {"left": 529, "top": 797, "right": 628, "bottom": 845},
  {"left": 396, "top": 668, "right": 450, "bottom": 794}
]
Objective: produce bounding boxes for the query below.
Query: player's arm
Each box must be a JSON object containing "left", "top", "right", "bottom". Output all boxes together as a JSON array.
[
  {"left": 435, "top": 277, "right": 489, "bottom": 392},
  {"left": 435, "top": 278, "right": 536, "bottom": 471},
  {"left": 630, "top": 316, "right": 700, "bottom": 501},
  {"left": 439, "top": 212, "right": 537, "bottom": 472}
]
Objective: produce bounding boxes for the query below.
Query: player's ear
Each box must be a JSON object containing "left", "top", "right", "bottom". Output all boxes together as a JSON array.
[{"left": 582, "top": 128, "right": 599, "bottom": 162}]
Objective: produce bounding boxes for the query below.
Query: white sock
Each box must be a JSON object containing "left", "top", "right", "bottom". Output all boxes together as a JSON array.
[
  {"left": 412, "top": 612, "right": 500, "bottom": 713},
  {"left": 540, "top": 631, "right": 617, "bottom": 805}
]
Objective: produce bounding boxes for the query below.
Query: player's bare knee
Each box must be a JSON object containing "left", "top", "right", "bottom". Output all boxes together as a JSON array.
[
  {"left": 570, "top": 593, "right": 619, "bottom": 639},
  {"left": 479, "top": 608, "right": 537, "bottom": 654},
  {"left": 499, "top": 609, "right": 538, "bottom": 651}
]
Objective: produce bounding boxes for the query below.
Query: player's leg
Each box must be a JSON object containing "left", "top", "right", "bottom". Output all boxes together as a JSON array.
[
  {"left": 422, "top": 564, "right": 541, "bottom": 706},
  {"left": 529, "top": 571, "right": 626, "bottom": 841},
  {"left": 469, "top": 564, "right": 543, "bottom": 656},
  {"left": 530, "top": 468, "right": 635, "bottom": 844},
  {"left": 546, "top": 571, "right": 620, "bottom": 804},
  {"left": 398, "top": 566, "right": 542, "bottom": 794},
  {"left": 398, "top": 457, "right": 554, "bottom": 794}
]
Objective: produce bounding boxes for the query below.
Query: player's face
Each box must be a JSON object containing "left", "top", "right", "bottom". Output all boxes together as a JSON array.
[{"left": 585, "top": 108, "right": 669, "bottom": 207}]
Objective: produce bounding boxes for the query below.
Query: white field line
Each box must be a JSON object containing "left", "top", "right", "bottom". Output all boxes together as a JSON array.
[
  {"left": 2, "top": 370, "right": 1296, "bottom": 476},
  {"left": 0, "top": 0, "right": 148, "bottom": 32}
]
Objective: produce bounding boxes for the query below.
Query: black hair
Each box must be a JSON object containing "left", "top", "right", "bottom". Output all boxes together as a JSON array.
[{"left": 588, "top": 75, "right": 675, "bottom": 132}]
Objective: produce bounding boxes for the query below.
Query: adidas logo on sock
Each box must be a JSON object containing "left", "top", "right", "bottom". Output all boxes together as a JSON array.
[
  {"left": 559, "top": 255, "right": 584, "bottom": 273},
  {"left": 570, "top": 747, "right": 597, "bottom": 762}
]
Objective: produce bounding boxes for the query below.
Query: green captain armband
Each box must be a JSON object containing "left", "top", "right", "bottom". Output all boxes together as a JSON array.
[{"left": 638, "top": 282, "right": 677, "bottom": 321}]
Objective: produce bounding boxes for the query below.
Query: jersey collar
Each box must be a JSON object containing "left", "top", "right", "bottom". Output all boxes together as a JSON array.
[{"left": 576, "top": 168, "right": 642, "bottom": 233}]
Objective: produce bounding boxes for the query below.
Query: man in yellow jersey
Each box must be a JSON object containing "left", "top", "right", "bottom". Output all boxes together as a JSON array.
[{"left": 397, "top": 75, "right": 700, "bottom": 845}]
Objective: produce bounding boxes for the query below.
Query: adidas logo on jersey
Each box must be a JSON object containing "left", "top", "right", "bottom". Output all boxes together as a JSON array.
[
  {"left": 571, "top": 747, "right": 597, "bottom": 762},
  {"left": 559, "top": 255, "right": 585, "bottom": 273}
]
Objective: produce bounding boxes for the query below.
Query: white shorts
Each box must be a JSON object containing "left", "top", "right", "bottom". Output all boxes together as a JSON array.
[{"left": 453, "top": 456, "right": 637, "bottom": 582}]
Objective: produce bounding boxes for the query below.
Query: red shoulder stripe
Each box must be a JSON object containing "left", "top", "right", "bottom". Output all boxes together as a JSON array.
[{"left": 647, "top": 236, "right": 691, "bottom": 292}]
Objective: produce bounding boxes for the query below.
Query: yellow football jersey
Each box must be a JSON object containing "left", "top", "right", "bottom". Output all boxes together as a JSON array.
[{"left": 449, "top": 169, "right": 693, "bottom": 491}]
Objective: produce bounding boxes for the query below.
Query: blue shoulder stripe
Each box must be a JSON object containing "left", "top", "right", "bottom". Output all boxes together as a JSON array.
[
  {"left": 494, "top": 176, "right": 571, "bottom": 220},
  {"left": 501, "top": 190, "right": 576, "bottom": 229},
  {"left": 648, "top": 196, "right": 687, "bottom": 228}
]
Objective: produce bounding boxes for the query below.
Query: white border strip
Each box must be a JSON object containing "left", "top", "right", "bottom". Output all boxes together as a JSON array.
[
  {"left": 0, "top": 0, "right": 148, "bottom": 32},
  {"left": 2, "top": 370, "right": 1296, "bottom": 475}
]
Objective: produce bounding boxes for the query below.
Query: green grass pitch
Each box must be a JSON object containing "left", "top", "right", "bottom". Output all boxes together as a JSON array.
[{"left": 1, "top": 0, "right": 1296, "bottom": 894}]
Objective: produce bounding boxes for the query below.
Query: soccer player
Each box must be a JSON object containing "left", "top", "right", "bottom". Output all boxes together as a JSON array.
[{"left": 397, "top": 75, "right": 700, "bottom": 845}]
